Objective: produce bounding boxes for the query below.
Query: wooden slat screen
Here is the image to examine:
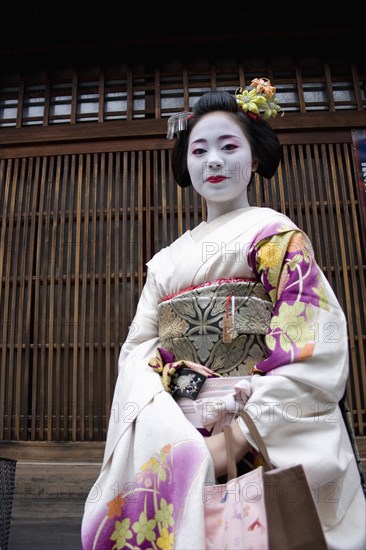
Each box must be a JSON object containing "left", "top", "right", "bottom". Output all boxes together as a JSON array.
[
  {"left": 1, "top": 131, "right": 365, "bottom": 441},
  {"left": 1, "top": 59, "right": 365, "bottom": 128},
  {"left": 273, "top": 141, "right": 366, "bottom": 435},
  {"left": 0, "top": 150, "right": 202, "bottom": 441}
]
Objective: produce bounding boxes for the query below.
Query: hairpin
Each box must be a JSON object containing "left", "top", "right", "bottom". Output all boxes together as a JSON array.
[
  {"left": 166, "top": 112, "right": 192, "bottom": 139},
  {"left": 235, "top": 77, "right": 284, "bottom": 120}
]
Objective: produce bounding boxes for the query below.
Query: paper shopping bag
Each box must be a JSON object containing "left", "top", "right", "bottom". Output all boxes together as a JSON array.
[{"left": 203, "top": 410, "right": 327, "bottom": 550}]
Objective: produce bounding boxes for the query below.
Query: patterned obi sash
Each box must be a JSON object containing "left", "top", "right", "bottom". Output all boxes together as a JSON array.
[{"left": 158, "top": 278, "right": 273, "bottom": 376}]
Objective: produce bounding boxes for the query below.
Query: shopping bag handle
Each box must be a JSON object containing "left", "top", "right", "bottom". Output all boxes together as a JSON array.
[{"left": 223, "top": 410, "right": 273, "bottom": 480}]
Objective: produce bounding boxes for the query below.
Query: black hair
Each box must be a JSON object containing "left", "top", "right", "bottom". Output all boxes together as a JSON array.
[{"left": 171, "top": 90, "right": 282, "bottom": 188}]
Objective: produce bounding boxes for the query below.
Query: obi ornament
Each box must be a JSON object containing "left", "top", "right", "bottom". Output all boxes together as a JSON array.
[{"left": 148, "top": 347, "right": 221, "bottom": 400}]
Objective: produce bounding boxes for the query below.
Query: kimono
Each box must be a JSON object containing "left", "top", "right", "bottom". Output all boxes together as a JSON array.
[{"left": 81, "top": 206, "right": 366, "bottom": 550}]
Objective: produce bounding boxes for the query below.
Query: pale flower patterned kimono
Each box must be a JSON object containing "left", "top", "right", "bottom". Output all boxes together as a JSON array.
[{"left": 81, "top": 206, "right": 366, "bottom": 550}]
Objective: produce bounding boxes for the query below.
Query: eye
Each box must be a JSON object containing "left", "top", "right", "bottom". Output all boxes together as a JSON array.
[
  {"left": 191, "top": 147, "right": 206, "bottom": 155},
  {"left": 222, "top": 143, "right": 238, "bottom": 151}
]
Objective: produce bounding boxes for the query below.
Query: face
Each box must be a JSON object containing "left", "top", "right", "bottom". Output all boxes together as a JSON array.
[{"left": 187, "top": 112, "right": 256, "bottom": 207}]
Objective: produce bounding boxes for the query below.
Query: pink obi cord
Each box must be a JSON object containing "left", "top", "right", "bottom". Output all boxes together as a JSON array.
[{"left": 161, "top": 277, "right": 257, "bottom": 303}]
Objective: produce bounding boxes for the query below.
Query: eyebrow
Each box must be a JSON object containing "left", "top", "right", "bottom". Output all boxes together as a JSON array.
[
  {"left": 220, "top": 134, "right": 242, "bottom": 140},
  {"left": 190, "top": 134, "right": 242, "bottom": 145}
]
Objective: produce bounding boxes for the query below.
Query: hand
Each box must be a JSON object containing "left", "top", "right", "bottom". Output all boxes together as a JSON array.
[{"left": 204, "top": 417, "right": 252, "bottom": 478}]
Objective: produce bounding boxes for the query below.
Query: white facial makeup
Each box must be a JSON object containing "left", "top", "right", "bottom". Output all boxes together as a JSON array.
[{"left": 187, "top": 112, "right": 255, "bottom": 219}]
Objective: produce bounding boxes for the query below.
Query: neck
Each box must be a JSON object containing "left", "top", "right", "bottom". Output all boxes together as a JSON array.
[{"left": 205, "top": 195, "right": 250, "bottom": 223}]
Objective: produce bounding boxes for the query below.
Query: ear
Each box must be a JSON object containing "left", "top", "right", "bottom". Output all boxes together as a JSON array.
[{"left": 252, "top": 160, "right": 259, "bottom": 172}]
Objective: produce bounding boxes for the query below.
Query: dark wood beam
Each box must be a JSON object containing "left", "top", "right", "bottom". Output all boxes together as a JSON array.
[{"left": 1, "top": 112, "right": 365, "bottom": 149}]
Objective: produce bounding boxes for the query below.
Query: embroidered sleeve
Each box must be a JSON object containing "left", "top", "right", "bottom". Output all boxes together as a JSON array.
[{"left": 248, "top": 225, "right": 329, "bottom": 374}]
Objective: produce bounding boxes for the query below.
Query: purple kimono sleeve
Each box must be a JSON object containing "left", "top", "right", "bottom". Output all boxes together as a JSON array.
[{"left": 248, "top": 224, "right": 330, "bottom": 374}]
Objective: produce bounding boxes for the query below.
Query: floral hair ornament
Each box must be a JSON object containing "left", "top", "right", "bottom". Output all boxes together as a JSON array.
[
  {"left": 235, "top": 77, "right": 284, "bottom": 120},
  {"left": 166, "top": 111, "right": 193, "bottom": 139}
]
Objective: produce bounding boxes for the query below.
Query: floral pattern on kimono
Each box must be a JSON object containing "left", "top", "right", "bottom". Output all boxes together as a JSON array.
[
  {"left": 248, "top": 223, "right": 329, "bottom": 374},
  {"left": 83, "top": 440, "right": 207, "bottom": 550}
]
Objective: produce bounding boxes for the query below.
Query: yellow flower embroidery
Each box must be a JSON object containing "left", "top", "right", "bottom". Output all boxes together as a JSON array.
[
  {"left": 258, "top": 240, "right": 284, "bottom": 269},
  {"left": 157, "top": 527, "right": 174, "bottom": 550}
]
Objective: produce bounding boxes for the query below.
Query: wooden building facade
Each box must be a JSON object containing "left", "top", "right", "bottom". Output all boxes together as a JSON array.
[{"left": 0, "top": 7, "right": 365, "bottom": 465}]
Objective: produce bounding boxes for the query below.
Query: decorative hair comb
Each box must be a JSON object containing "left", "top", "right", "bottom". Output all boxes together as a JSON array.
[
  {"left": 235, "top": 77, "right": 284, "bottom": 120},
  {"left": 166, "top": 112, "right": 192, "bottom": 139}
]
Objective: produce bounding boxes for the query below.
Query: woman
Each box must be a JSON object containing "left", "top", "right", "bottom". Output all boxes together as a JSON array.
[{"left": 81, "top": 79, "right": 366, "bottom": 549}]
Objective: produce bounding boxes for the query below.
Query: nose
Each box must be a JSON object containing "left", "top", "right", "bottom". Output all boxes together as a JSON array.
[{"left": 207, "top": 159, "right": 224, "bottom": 170}]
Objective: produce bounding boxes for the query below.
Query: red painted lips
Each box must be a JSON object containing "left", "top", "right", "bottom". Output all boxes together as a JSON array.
[{"left": 207, "top": 176, "right": 227, "bottom": 183}]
